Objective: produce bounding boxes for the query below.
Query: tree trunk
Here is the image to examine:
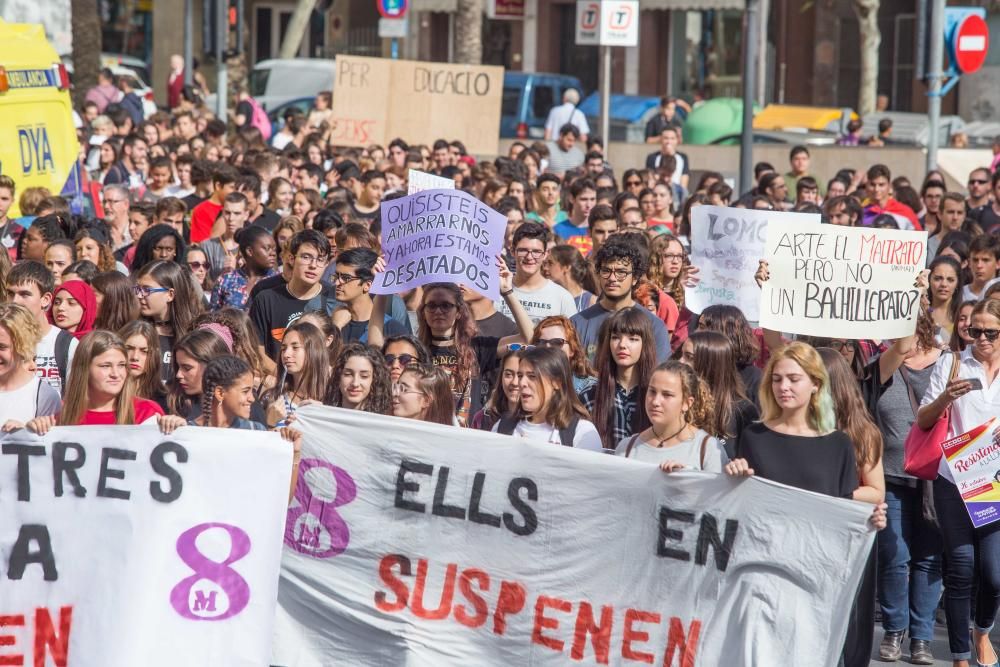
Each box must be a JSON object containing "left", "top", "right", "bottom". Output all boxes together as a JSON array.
[
  {"left": 853, "top": 0, "right": 881, "bottom": 116},
  {"left": 455, "top": 0, "right": 483, "bottom": 65},
  {"left": 279, "top": 0, "right": 318, "bottom": 59},
  {"left": 71, "top": 0, "right": 102, "bottom": 110}
]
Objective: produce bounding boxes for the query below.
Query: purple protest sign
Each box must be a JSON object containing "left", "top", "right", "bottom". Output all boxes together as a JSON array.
[{"left": 372, "top": 188, "right": 506, "bottom": 300}]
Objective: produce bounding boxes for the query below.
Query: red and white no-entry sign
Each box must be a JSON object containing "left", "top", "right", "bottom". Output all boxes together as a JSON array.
[{"left": 951, "top": 12, "right": 989, "bottom": 74}]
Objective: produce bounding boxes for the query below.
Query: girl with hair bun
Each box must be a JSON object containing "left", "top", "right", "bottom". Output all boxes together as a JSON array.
[{"left": 617, "top": 360, "right": 728, "bottom": 472}]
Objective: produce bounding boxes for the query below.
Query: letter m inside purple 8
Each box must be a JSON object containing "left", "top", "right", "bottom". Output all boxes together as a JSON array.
[
  {"left": 170, "top": 523, "right": 252, "bottom": 621},
  {"left": 284, "top": 458, "right": 357, "bottom": 558}
]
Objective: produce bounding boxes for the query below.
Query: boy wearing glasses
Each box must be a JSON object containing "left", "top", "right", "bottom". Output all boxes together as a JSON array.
[
  {"left": 250, "top": 229, "right": 338, "bottom": 361},
  {"left": 570, "top": 237, "right": 672, "bottom": 363},
  {"left": 331, "top": 248, "right": 406, "bottom": 344},
  {"left": 495, "top": 223, "right": 577, "bottom": 325}
]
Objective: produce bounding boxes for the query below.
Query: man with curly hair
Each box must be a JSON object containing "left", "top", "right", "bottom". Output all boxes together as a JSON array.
[{"left": 570, "top": 236, "right": 672, "bottom": 363}]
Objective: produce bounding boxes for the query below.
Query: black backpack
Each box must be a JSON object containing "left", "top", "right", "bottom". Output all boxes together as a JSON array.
[
  {"left": 496, "top": 414, "right": 580, "bottom": 449},
  {"left": 54, "top": 329, "right": 73, "bottom": 394}
]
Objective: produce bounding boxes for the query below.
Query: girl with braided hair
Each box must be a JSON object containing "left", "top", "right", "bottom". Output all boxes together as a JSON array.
[
  {"left": 192, "top": 355, "right": 266, "bottom": 429},
  {"left": 616, "top": 360, "right": 728, "bottom": 472}
]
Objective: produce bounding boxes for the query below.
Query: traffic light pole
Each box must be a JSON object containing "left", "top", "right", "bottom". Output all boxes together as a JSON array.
[
  {"left": 216, "top": 0, "right": 228, "bottom": 120},
  {"left": 926, "top": 0, "right": 944, "bottom": 172},
  {"left": 740, "top": 0, "right": 759, "bottom": 194}
]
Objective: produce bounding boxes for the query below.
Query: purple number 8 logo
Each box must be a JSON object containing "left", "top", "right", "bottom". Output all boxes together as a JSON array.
[
  {"left": 170, "top": 523, "right": 251, "bottom": 621},
  {"left": 284, "top": 458, "right": 357, "bottom": 558}
]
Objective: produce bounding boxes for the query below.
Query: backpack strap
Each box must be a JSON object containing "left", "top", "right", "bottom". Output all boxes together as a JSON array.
[
  {"left": 557, "top": 416, "right": 580, "bottom": 448},
  {"left": 496, "top": 414, "right": 518, "bottom": 436},
  {"left": 699, "top": 433, "right": 710, "bottom": 469},
  {"left": 55, "top": 330, "right": 72, "bottom": 394},
  {"left": 624, "top": 433, "right": 641, "bottom": 458}
]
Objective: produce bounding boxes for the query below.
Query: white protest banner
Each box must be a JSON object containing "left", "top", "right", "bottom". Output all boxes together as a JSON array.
[
  {"left": 272, "top": 406, "right": 875, "bottom": 667},
  {"left": 408, "top": 169, "right": 456, "bottom": 195},
  {"left": 0, "top": 425, "right": 292, "bottom": 667},
  {"left": 372, "top": 188, "right": 506, "bottom": 300},
  {"left": 685, "top": 206, "right": 819, "bottom": 320},
  {"left": 760, "top": 221, "right": 927, "bottom": 339}
]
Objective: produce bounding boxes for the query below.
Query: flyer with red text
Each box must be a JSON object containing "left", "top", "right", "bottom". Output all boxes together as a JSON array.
[{"left": 942, "top": 417, "right": 1000, "bottom": 528}]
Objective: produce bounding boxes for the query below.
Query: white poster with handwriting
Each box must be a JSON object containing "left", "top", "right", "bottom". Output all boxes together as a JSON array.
[
  {"left": 685, "top": 206, "right": 819, "bottom": 321},
  {"left": 760, "top": 221, "right": 928, "bottom": 339}
]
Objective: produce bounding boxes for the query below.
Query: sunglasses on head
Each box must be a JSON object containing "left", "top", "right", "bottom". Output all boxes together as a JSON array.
[{"left": 968, "top": 327, "right": 1000, "bottom": 341}]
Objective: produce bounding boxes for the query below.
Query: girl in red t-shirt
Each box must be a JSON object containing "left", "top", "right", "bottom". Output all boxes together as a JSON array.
[{"left": 20, "top": 330, "right": 167, "bottom": 434}]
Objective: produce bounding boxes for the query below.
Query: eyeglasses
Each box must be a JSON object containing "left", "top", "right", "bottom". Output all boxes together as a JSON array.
[
  {"left": 391, "top": 383, "right": 423, "bottom": 396},
  {"left": 625, "top": 180, "right": 642, "bottom": 187},
  {"left": 132, "top": 285, "right": 170, "bottom": 298},
  {"left": 507, "top": 343, "right": 535, "bottom": 352},
  {"left": 425, "top": 302, "right": 457, "bottom": 313},
  {"left": 105, "top": 198, "right": 128, "bottom": 206},
  {"left": 515, "top": 248, "right": 545, "bottom": 258},
  {"left": 536, "top": 338, "right": 567, "bottom": 348},
  {"left": 968, "top": 327, "right": 1000, "bottom": 341},
  {"left": 969, "top": 179, "right": 990, "bottom": 186},
  {"left": 332, "top": 273, "right": 363, "bottom": 284},
  {"left": 827, "top": 340, "right": 848, "bottom": 350},
  {"left": 187, "top": 261, "right": 208, "bottom": 270},
  {"left": 296, "top": 253, "right": 329, "bottom": 267},
  {"left": 598, "top": 267, "right": 633, "bottom": 280},
  {"left": 385, "top": 353, "right": 417, "bottom": 366},
  {"left": 661, "top": 253, "right": 685, "bottom": 262}
]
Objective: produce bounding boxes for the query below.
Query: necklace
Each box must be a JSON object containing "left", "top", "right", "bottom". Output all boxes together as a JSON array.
[
  {"left": 430, "top": 334, "right": 453, "bottom": 342},
  {"left": 650, "top": 422, "right": 688, "bottom": 448}
]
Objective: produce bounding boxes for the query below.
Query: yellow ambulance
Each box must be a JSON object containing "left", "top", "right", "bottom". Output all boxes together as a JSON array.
[{"left": 0, "top": 18, "right": 81, "bottom": 217}]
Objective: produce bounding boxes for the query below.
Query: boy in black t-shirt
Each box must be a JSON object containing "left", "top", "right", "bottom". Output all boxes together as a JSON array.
[{"left": 249, "top": 229, "right": 337, "bottom": 362}]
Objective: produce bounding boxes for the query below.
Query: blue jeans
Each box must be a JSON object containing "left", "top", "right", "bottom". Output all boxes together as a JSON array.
[
  {"left": 876, "top": 481, "right": 943, "bottom": 641},
  {"left": 934, "top": 477, "right": 1000, "bottom": 660}
]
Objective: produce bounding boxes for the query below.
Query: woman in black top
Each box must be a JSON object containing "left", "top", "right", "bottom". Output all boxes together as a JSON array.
[{"left": 727, "top": 341, "right": 888, "bottom": 513}]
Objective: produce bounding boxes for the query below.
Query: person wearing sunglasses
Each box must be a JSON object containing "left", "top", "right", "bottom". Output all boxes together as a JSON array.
[
  {"left": 381, "top": 334, "right": 431, "bottom": 383},
  {"left": 185, "top": 245, "right": 213, "bottom": 307},
  {"left": 917, "top": 298, "right": 1000, "bottom": 666},
  {"left": 367, "top": 256, "right": 533, "bottom": 428},
  {"left": 967, "top": 167, "right": 992, "bottom": 216},
  {"left": 530, "top": 315, "right": 595, "bottom": 394},
  {"left": 330, "top": 248, "right": 406, "bottom": 344}
]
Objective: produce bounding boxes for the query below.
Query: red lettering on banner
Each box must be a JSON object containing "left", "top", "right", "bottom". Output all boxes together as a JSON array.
[
  {"left": 662, "top": 617, "right": 701, "bottom": 667},
  {"left": 570, "top": 601, "right": 613, "bottom": 664},
  {"left": 622, "top": 609, "right": 661, "bottom": 664},
  {"left": 531, "top": 596, "right": 571, "bottom": 652},
  {"left": 492, "top": 580, "right": 526, "bottom": 635},
  {"left": 33, "top": 607, "right": 70, "bottom": 667},
  {"left": 0, "top": 607, "right": 72, "bottom": 667},
  {"left": 454, "top": 569, "right": 490, "bottom": 628},
  {"left": 374, "top": 554, "right": 411, "bottom": 612},
  {"left": 0, "top": 614, "right": 25, "bottom": 666},
  {"left": 411, "top": 560, "right": 457, "bottom": 620}
]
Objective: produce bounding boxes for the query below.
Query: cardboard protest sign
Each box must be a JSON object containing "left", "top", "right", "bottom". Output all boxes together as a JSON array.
[
  {"left": 943, "top": 417, "right": 1000, "bottom": 528},
  {"left": 760, "top": 222, "right": 927, "bottom": 339},
  {"left": 272, "top": 406, "right": 875, "bottom": 667},
  {"left": 408, "top": 169, "right": 456, "bottom": 195},
  {"left": 332, "top": 55, "right": 504, "bottom": 155},
  {"left": 0, "top": 425, "right": 291, "bottom": 667},
  {"left": 685, "top": 206, "right": 819, "bottom": 321},
  {"left": 372, "top": 188, "right": 506, "bottom": 299}
]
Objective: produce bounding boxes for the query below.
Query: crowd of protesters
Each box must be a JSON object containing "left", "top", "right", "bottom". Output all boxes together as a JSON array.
[{"left": 5, "top": 67, "right": 1000, "bottom": 666}]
